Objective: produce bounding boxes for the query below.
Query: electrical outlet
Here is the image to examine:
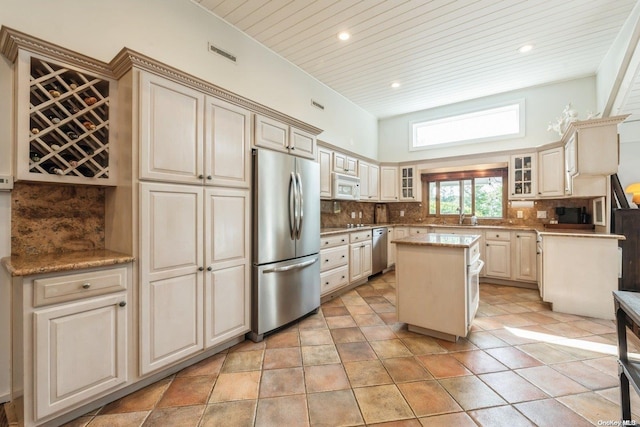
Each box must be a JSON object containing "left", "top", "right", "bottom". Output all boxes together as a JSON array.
[
  {"left": 537, "top": 210, "right": 547, "bottom": 219},
  {"left": 351, "top": 212, "right": 356, "bottom": 219},
  {"left": 400, "top": 210, "right": 405, "bottom": 217},
  {"left": 0, "top": 175, "right": 13, "bottom": 190},
  {"left": 517, "top": 210, "right": 523, "bottom": 219}
]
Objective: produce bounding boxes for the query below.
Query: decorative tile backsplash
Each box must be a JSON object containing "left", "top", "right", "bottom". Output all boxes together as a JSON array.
[{"left": 11, "top": 182, "right": 105, "bottom": 256}]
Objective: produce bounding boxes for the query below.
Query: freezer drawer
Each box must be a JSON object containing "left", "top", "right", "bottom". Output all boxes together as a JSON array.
[{"left": 251, "top": 254, "right": 320, "bottom": 340}]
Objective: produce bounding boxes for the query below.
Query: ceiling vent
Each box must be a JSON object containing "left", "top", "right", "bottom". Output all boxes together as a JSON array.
[
  {"left": 208, "top": 43, "right": 237, "bottom": 63},
  {"left": 311, "top": 99, "right": 325, "bottom": 110}
]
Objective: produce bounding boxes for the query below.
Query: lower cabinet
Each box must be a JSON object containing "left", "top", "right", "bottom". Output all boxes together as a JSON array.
[
  {"left": 140, "top": 182, "right": 250, "bottom": 374},
  {"left": 387, "top": 227, "right": 395, "bottom": 268},
  {"left": 350, "top": 230, "right": 373, "bottom": 283},
  {"left": 514, "top": 231, "right": 537, "bottom": 282},
  {"left": 11, "top": 264, "right": 133, "bottom": 426},
  {"left": 485, "top": 232, "right": 511, "bottom": 279},
  {"left": 320, "top": 233, "right": 350, "bottom": 296}
]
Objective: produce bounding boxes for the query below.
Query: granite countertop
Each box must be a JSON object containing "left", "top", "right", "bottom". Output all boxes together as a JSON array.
[
  {"left": 536, "top": 230, "right": 625, "bottom": 239},
  {"left": 2, "top": 249, "right": 135, "bottom": 277},
  {"left": 321, "top": 225, "right": 375, "bottom": 235},
  {"left": 392, "top": 233, "right": 481, "bottom": 248}
]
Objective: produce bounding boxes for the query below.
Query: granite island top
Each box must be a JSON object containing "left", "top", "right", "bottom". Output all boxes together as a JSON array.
[
  {"left": 392, "top": 233, "right": 481, "bottom": 248},
  {"left": 2, "top": 249, "right": 135, "bottom": 277}
]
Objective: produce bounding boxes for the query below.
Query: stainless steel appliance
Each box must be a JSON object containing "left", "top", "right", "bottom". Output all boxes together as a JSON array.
[
  {"left": 250, "top": 149, "right": 320, "bottom": 342},
  {"left": 372, "top": 227, "right": 388, "bottom": 275},
  {"left": 332, "top": 172, "right": 360, "bottom": 200}
]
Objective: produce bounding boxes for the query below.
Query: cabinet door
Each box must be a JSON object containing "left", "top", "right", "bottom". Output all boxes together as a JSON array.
[
  {"left": 204, "top": 188, "right": 250, "bottom": 347},
  {"left": 140, "top": 183, "right": 204, "bottom": 374},
  {"left": 485, "top": 241, "right": 511, "bottom": 278},
  {"left": 359, "top": 162, "right": 370, "bottom": 199},
  {"left": 204, "top": 97, "right": 251, "bottom": 188},
  {"left": 255, "top": 114, "right": 288, "bottom": 153},
  {"left": 318, "top": 147, "right": 332, "bottom": 199},
  {"left": 350, "top": 243, "right": 363, "bottom": 282},
  {"left": 514, "top": 232, "right": 537, "bottom": 282},
  {"left": 538, "top": 147, "right": 564, "bottom": 197},
  {"left": 139, "top": 72, "right": 205, "bottom": 184},
  {"left": 290, "top": 127, "right": 316, "bottom": 159},
  {"left": 334, "top": 152, "right": 357, "bottom": 175},
  {"left": 369, "top": 164, "right": 380, "bottom": 201},
  {"left": 399, "top": 166, "right": 421, "bottom": 201},
  {"left": 362, "top": 241, "right": 373, "bottom": 277},
  {"left": 509, "top": 154, "right": 536, "bottom": 198},
  {"left": 34, "top": 294, "right": 127, "bottom": 419},
  {"left": 387, "top": 227, "right": 395, "bottom": 267},
  {"left": 380, "top": 166, "right": 399, "bottom": 201}
]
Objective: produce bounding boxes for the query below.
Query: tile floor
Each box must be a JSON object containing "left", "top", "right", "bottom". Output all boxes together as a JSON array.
[{"left": 60, "top": 271, "right": 640, "bottom": 426}]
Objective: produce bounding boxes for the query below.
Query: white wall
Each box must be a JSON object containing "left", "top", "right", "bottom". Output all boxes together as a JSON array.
[
  {"left": 0, "top": 0, "right": 378, "bottom": 158},
  {"left": 378, "top": 76, "right": 597, "bottom": 163},
  {"left": 618, "top": 120, "right": 640, "bottom": 206}
]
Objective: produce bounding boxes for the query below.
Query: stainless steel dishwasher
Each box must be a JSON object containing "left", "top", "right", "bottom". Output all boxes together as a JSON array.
[{"left": 372, "top": 227, "right": 388, "bottom": 275}]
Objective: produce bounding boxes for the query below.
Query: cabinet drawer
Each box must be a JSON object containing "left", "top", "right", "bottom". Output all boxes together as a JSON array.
[
  {"left": 321, "top": 233, "right": 349, "bottom": 249},
  {"left": 320, "top": 245, "right": 349, "bottom": 272},
  {"left": 485, "top": 230, "right": 511, "bottom": 241},
  {"left": 409, "top": 227, "right": 429, "bottom": 235},
  {"left": 350, "top": 230, "right": 372, "bottom": 243},
  {"left": 321, "top": 265, "right": 349, "bottom": 294},
  {"left": 34, "top": 267, "right": 128, "bottom": 307}
]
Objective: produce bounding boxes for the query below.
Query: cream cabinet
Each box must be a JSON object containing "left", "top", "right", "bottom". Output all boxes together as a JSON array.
[
  {"left": 484, "top": 231, "right": 511, "bottom": 278},
  {"left": 349, "top": 230, "right": 372, "bottom": 283},
  {"left": 139, "top": 182, "right": 250, "bottom": 374},
  {"left": 318, "top": 146, "right": 333, "bottom": 199},
  {"left": 359, "top": 161, "right": 380, "bottom": 201},
  {"left": 333, "top": 152, "right": 358, "bottom": 175},
  {"left": 380, "top": 166, "right": 399, "bottom": 201},
  {"left": 387, "top": 227, "right": 395, "bottom": 268},
  {"left": 409, "top": 226, "right": 429, "bottom": 235},
  {"left": 513, "top": 231, "right": 537, "bottom": 282},
  {"left": 320, "top": 233, "right": 350, "bottom": 296},
  {"left": 139, "top": 72, "right": 251, "bottom": 187},
  {"left": 400, "top": 166, "right": 421, "bottom": 201},
  {"left": 509, "top": 153, "right": 536, "bottom": 199},
  {"left": 10, "top": 49, "right": 116, "bottom": 186},
  {"left": 255, "top": 114, "right": 316, "bottom": 159},
  {"left": 11, "top": 264, "right": 132, "bottom": 426},
  {"left": 537, "top": 146, "right": 564, "bottom": 197}
]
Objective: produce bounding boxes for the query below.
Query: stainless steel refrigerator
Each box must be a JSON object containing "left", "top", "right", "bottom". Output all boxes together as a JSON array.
[{"left": 249, "top": 148, "right": 320, "bottom": 342}]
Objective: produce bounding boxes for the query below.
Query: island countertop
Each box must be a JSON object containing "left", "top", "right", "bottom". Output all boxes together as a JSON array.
[{"left": 392, "top": 232, "right": 481, "bottom": 248}]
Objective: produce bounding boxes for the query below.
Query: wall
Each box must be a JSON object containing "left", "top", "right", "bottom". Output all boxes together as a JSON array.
[
  {"left": 619, "top": 120, "right": 640, "bottom": 205},
  {"left": 0, "top": 0, "right": 378, "bottom": 159},
  {"left": 378, "top": 76, "right": 597, "bottom": 163}
]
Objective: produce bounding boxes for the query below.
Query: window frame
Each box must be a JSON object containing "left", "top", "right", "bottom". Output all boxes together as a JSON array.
[
  {"left": 409, "top": 99, "right": 525, "bottom": 151},
  {"left": 422, "top": 168, "right": 508, "bottom": 218}
]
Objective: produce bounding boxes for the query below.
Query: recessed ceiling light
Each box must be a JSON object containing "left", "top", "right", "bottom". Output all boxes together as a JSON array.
[
  {"left": 391, "top": 82, "right": 401, "bottom": 88},
  {"left": 338, "top": 31, "right": 350, "bottom": 41},
  {"left": 519, "top": 44, "right": 533, "bottom": 53}
]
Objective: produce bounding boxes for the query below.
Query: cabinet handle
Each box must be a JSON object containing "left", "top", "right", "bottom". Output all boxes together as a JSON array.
[
  {"left": 324, "top": 241, "right": 329, "bottom": 245},
  {"left": 198, "top": 266, "right": 204, "bottom": 271},
  {"left": 82, "top": 283, "right": 91, "bottom": 289},
  {"left": 486, "top": 244, "right": 489, "bottom": 246},
  {"left": 290, "top": 146, "right": 295, "bottom": 150},
  {"left": 324, "top": 259, "right": 329, "bottom": 262},
  {"left": 325, "top": 281, "right": 329, "bottom": 285},
  {"left": 341, "top": 255, "right": 345, "bottom": 258},
  {"left": 341, "top": 275, "right": 345, "bottom": 279},
  {"left": 207, "top": 266, "right": 213, "bottom": 271},
  {"left": 119, "top": 301, "right": 126, "bottom": 307},
  {"left": 198, "top": 174, "right": 204, "bottom": 179},
  {"left": 341, "top": 239, "right": 345, "bottom": 242},
  {"left": 516, "top": 235, "right": 520, "bottom": 238},
  {"left": 207, "top": 175, "right": 212, "bottom": 180}
]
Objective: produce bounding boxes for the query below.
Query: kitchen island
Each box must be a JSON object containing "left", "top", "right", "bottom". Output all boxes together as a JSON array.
[{"left": 394, "top": 233, "right": 482, "bottom": 342}]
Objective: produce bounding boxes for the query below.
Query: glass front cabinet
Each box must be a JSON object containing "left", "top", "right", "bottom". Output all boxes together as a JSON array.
[{"left": 509, "top": 153, "right": 536, "bottom": 199}]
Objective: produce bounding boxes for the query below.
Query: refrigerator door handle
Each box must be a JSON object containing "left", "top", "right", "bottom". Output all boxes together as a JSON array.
[
  {"left": 289, "top": 172, "right": 296, "bottom": 240},
  {"left": 295, "top": 172, "right": 304, "bottom": 240},
  {"left": 262, "top": 257, "right": 318, "bottom": 273}
]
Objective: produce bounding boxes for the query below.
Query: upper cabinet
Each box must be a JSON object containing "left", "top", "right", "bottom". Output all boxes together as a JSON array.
[
  {"left": 333, "top": 152, "right": 358, "bottom": 176},
  {"left": 399, "top": 166, "right": 421, "bottom": 201},
  {"left": 138, "top": 72, "right": 251, "bottom": 188},
  {"left": 380, "top": 166, "right": 399, "bottom": 202},
  {"left": 359, "top": 161, "right": 379, "bottom": 201},
  {"left": 317, "top": 146, "right": 332, "bottom": 199},
  {"left": 12, "top": 50, "right": 116, "bottom": 185},
  {"left": 537, "top": 146, "right": 564, "bottom": 197},
  {"left": 509, "top": 153, "right": 536, "bottom": 199},
  {"left": 255, "top": 114, "right": 316, "bottom": 159}
]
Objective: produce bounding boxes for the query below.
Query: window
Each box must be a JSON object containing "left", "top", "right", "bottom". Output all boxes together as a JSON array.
[
  {"left": 411, "top": 100, "right": 524, "bottom": 150},
  {"left": 425, "top": 169, "right": 507, "bottom": 218}
]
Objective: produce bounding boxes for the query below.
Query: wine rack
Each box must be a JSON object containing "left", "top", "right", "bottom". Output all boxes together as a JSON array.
[{"left": 21, "top": 53, "right": 113, "bottom": 184}]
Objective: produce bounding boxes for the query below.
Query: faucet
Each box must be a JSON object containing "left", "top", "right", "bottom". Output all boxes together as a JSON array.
[{"left": 457, "top": 208, "right": 465, "bottom": 225}]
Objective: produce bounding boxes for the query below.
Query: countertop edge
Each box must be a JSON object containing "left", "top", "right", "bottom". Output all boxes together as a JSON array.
[
  {"left": 392, "top": 233, "right": 481, "bottom": 248},
  {"left": 2, "top": 250, "right": 135, "bottom": 277}
]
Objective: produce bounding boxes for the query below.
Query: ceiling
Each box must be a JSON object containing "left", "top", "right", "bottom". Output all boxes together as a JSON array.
[{"left": 193, "top": 0, "right": 639, "bottom": 119}]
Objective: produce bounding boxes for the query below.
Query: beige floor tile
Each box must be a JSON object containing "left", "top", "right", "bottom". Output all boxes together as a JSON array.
[
  {"left": 382, "top": 357, "right": 433, "bottom": 383},
  {"left": 255, "top": 395, "right": 309, "bottom": 427},
  {"left": 326, "top": 315, "right": 358, "bottom": 329},
  {"left": 142, "top": 405, "right": 205, "bottom": 427},
  {"left": 344, "top": 360, "right": 393, "bottom": 387},
  {"left": 99, "top": 376, "right": 172, "bottom": 414},
  {"left": 209, "top": 371, "right": 261, "bottom": 402},
  {"left": 307, "top": 389, "right": 364, "bottom": 427},
  {"left": 514, "top": 398, "right": 594, "bottom": 426},
  {"left": 557, "top": 391, "right": 626, "bottom": 425},
  {"left": 321, "top": 306, "right": 350, "bottom": 317},
  {"left": 301, "top": 344, "right": 341, "bottom": 365},
  {"left": 156, "top": 376, "right": 215, "bottom": 408},
  {"left": 400, "top": 336, "right": 447, "bottom": 355},
  {"left": 484, "top": 346, "right": 543, "bottom": 369},
  {"left": 265, "top": 330, "right": 299, "bottom": 348},
  {"left": 551, "top": 360, "right": 619, "bottom": 389},
  {"left": 229, "top": 339, "right": 266, "bottom": 353},
  {"left": 369, "top": 420, "right": 422, "bottom": 427},
  {"left": 346, "top": 304, "right": 375, "bottom": 315},
  {"left": 300, "top": 329, "right": 334, "bottom": 346},
  {"left": 298, "top": 314, "right": 328, "bottom": 330},
  {"left": 81, "top": 411, "right": 149, "bottom": 427},
  {"left": 438, "top": 375, "right": 506, "bottom": 410},
  {"left": 304, "top": 364, "right": 350, "bottom": 393},
  {"left": 418, "top": 412, "right": 477, "bottom": 426},
  {"left": 397, "top": 380, "right": 462, "bottom": 416},
  {"left": 177, "top": 353, "right": 225, "bottom": 377},
  {"left": 468, "top": 405, "right": 535, "bottom": 427},
  {"left": 221, "top": 350, "right": 264, "bottom": 373},
  {"left": 336, "top": 341, "right": 378, "bottom": 362},
  {"left": 263, "top": 347, "right": 302, "bottom": 370},
  {"left": 478, "top": 371, "right": 549, "bottom": 403},
  {"left": 369, "top": 339, "right": 412, "bottom": 359},
  {"left": 435, "top": 338, "right": 478, "bottom": 352},
  {"left": 353, "top": 313, "right": 386, "bottom": 327},
  {"left": 360, "top": 325, "right": 397, "bottom": 341},
  {"left": 582, "top": 356, "right": 619, "bottom": 377},
  {"left": 416, "top": 354, "right": 472, "bottom": 378},
  {"left": 259, "top": 367, "right": 305, "bottom": 398},
  {"left": 353, "top": 384, "right": 414, "bottom": 424},
  {"left": 331, "top": 326, "right": 367, "bottom": 343},
  {"left": 515, "top": 366, "right": 588, "bottom": 397},
  {"left": 200, "top": 400, "right": 257, "bottom": 427},
  {"left": 466, "top": 331, "right": 510, "bottom": 349},
  {"left": 516, "top": 342, "right": 578, "bottom": 364},
  {"left": 451, "top": 350, "right": 508, "bottom": 374}
]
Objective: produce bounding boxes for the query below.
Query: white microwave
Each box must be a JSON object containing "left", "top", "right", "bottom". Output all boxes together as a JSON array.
[{"left": 332, "top": 172, "right": 360, "bottom": 200}]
